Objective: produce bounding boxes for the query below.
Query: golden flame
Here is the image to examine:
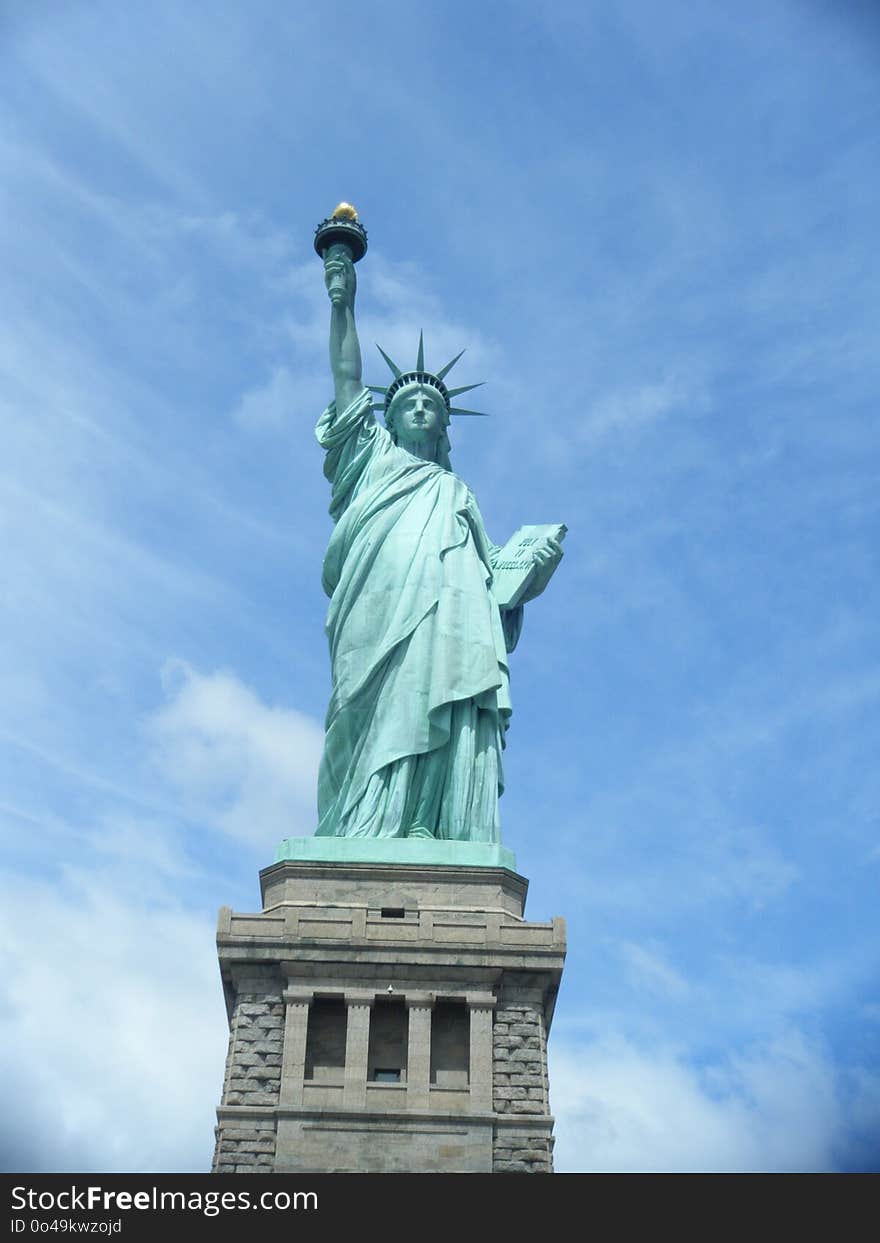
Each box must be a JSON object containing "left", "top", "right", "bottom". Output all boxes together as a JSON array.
[{"left": 331, "top": 202, "right": 359, "bottom": 221}]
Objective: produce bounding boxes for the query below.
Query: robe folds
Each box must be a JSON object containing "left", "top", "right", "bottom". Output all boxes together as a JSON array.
[{"left": 315, "top": 387, "right": 522, "bottom": 841}]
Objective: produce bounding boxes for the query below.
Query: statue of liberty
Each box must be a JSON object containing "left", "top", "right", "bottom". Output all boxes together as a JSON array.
[{"left": 313, "top": 206, "right": 563, "bottom": 844}]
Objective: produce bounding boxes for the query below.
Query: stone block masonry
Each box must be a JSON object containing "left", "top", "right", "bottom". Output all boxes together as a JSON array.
[
  {"left": 213, "top": 969, "right": 283, "bottom": 1172},
  {"left": 491, "top": 987, "right": 554, "bottom": 1172},
  {"left": 213, "top": 1115, "right": 277, "bottom": 1174}
]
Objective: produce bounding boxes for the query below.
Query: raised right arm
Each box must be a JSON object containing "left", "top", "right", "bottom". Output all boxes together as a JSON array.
[{"left": 324, "top": 243, "right": 363, "bottom": 413}]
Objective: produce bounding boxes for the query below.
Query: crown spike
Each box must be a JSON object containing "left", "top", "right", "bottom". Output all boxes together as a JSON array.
[
  {"left": 436, "top": 349, "right": 465, "bottom": 380},
  {"left": 449, "top": 407, "right": 489, "bottom": 417},
  {"left": 446, "top": 382, "right": 485, "bottom": 399},
  {"left": 416, "top": 331, "right": 425, "bottom": 373},
  {"left": 376, "top": 345, "right": 403, "bottom": 378}
]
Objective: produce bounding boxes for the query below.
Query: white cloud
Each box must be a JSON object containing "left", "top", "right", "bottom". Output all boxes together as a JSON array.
[
  {"left": 149, "top": 660, "right": 324, "bottom": 846},
  {"left": 232, "top": 364, "right": 300, "bottom": 432},
  {"left": 580, "top": 372, "right": 711, "bottom": 447},
  {"left": 0, "top": 659, "right": 327, "bottom": 1173},
  {"left": 718, "top": 958, "right": 837, "bottom": 1030},
  {"left": 700, "top": 826, "right": 800, "bottom": 911},
  {"left": 0, "top": 824, "right": 226, "bottom": 1173},
  {"left": 12, "top": 10, "right": 203, "bottom": 203},
  {"left": 358, "top": 254, "right": 501, "bottom": 388},
  {"left": 619, "top": 940, "right": 690, "bottom": 999},
  {"left": 175, "top": 210, "right": 294, "bottom": 276},
  {"left": 549, "top": 1029, "right": 871, "bottom": 1172}
]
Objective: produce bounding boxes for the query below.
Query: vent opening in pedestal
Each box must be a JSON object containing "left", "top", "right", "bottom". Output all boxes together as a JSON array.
[
  {"left": 430, "top": 1000, "right": 470, "bottom": 1087},
  {"left": 368, "top": 999, "right": 407, "bottom": 1082},
  {"left": 304, "top": 998, "right": 347, "bottom": 1082}
]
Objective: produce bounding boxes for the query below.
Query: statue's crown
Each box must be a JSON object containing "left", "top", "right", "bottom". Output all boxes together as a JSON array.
[{"left": 369, "top": 333, "right": 487, "bottom": 419}]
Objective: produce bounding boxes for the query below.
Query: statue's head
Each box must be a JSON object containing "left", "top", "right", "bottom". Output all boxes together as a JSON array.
[
  {"left": 386, "top": 381, "right": 450, "bottom": 464},
  {"left": 372, "top": 334, "right": 487, "bottom": 470}
]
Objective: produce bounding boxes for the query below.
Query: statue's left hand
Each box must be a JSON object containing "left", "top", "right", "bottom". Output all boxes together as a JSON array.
[{"left": 519, "top": 536, "right": 564, "bottom": 604}]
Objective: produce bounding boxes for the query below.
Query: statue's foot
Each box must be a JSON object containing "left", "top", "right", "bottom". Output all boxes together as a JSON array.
[{"left": 406, "top": 826, "right": 435, "bottom": 840}]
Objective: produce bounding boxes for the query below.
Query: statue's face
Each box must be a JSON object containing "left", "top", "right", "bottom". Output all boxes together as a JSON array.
[{"left": 389, "top": 383, "right": 445, "bottom": 450}]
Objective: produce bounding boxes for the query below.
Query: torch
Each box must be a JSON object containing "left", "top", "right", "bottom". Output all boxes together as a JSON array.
[{"left": 314, "top": 203, "right": 368, "bottom": 302}]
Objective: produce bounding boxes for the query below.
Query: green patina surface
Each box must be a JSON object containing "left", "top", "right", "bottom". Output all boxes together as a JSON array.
[
  {"left": 286, "top": 209, "right": 565, "bottom": 858},
  {"left": 276, "top": 835, "right": 517, "bottom": 872}
]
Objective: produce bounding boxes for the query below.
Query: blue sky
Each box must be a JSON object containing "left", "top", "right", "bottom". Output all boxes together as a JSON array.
[{"left": 1, "top": 0, "right": 879, "bottom": 1172}]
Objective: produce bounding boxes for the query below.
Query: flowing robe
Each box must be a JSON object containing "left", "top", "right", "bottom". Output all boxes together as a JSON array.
[{"left": 315, "top": 387, "right": 522, "bottom": 841}]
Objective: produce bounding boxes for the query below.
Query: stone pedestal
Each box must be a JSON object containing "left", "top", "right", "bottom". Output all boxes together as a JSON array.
[{"left": 212, "top": 857, "right": 566, "bottom": 1174}]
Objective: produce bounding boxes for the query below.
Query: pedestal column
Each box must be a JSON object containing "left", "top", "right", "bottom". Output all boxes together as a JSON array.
[
  {"left": 343, "top": 995, "right": 374, "bottom": 1108},
  {"left": 406, "top": 998, "right": 432, "bottom": 1110},
  {"left": 468, "top": 997, "right": 496, "bottom": 1111},
  {"left": 279, "top": 987, "right": 312, "bottom": 1108}
]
